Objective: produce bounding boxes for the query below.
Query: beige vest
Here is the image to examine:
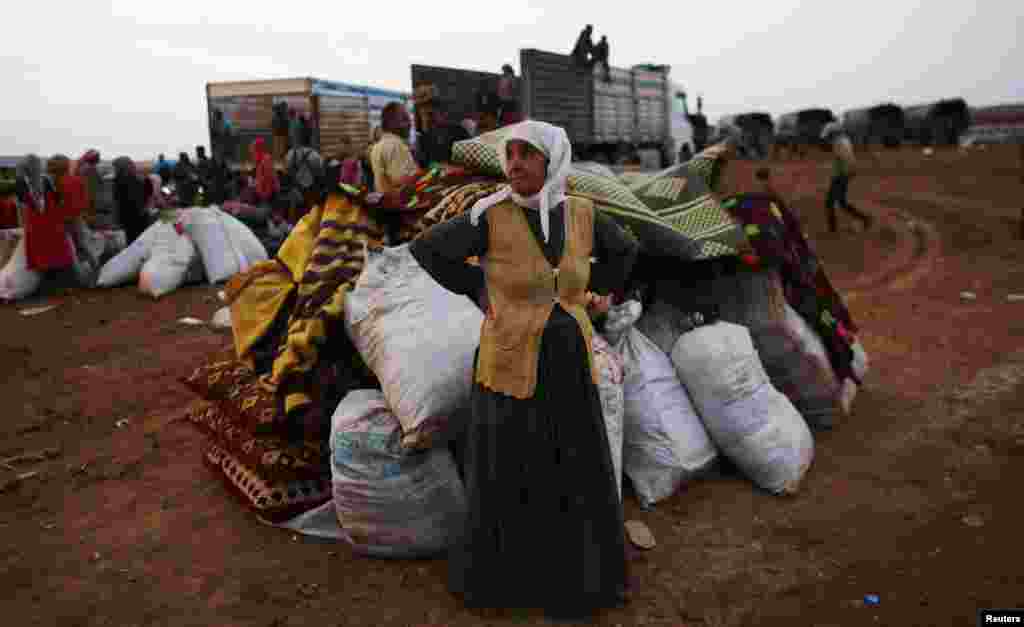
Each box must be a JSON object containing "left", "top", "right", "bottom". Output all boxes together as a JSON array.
[{"left": 475, "top": 197, "right": 598, "bottom": 399}]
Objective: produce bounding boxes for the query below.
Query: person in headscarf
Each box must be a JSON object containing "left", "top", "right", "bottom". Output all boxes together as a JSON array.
[
  {"left": 250, "top": 137, "right": 279, "bottom": 206},
  {"left": 74, "top": 149, "right": 102, "bottom": 227},
  {"left": 113, "top": 157, "right": 149, "bottom": 244},
  {"left": 409, "top": 120, "right": 639, "bottom": 619},
  {"left": 16, "top": 155, "right": 81, "bottom": 273}
]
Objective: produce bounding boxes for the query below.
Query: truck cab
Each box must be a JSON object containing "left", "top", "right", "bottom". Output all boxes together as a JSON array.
[{"left": 669, "top": 88, "right": 696, "bottom": 164}]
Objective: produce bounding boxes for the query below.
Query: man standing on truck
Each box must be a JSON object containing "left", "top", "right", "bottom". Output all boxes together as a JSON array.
[
  {"left": 571, "top": 25, "right": 594, "bottom": 67},
  {"left": 370, "top": 102, "right": 419, "bottom": 193},
  {"left": 822, "top": 122, "right": 873, "bottom": 233},
  {"left": 592, "top": 35, "right": 610, "bottom": 82}
]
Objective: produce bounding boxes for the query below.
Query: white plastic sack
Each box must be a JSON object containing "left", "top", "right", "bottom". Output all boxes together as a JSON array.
[
  {"left": 210, "top": 306, "right": 232, "bottom": 329},
  {"left": 344, "top": 244, "right": 483, "bottom": 450},
  {"left": 330, "top": 390, "right": 467, "bottom": 558},
  {"left": 609, "top": 301, "right": 718, "bottom": 508},
  {"left": 0, "top": 238, "right": 43, "bottom": 301},
  {"left": 96, "top": 222, "right": 164, "bottom": 287},
  {"left": 592, "top": 334, "right": 625, "bottom": 499},
  {"left": 671, "top": 322, "right": 814, "bottom": 495},
  {"left": 137, "top": 223, "right": 201, "bottom": 299},
  {"left": 179, "top": 207, "right": 267, "bottom": 284},
  {"left": 851, "top": 340, "right": 870, "bottom": 382}
]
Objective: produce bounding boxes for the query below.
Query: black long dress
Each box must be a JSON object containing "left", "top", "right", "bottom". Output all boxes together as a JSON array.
[{"left": 410, "top": 202, "right": 639, "bottom": 618}]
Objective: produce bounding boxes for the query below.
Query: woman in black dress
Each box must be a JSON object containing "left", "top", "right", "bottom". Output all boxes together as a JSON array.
[{"left": 409, "top": 120, "right": 639, "bottom": 619}]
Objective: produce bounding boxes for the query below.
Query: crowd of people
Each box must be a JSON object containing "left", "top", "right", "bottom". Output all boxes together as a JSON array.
[{"left": 1, "top": 96, "right": 882, "bottom": 620}]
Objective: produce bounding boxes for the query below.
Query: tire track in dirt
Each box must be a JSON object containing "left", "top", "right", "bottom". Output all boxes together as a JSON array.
[{"left": 840, "top": 203, "right": 942, "bottom": 302}]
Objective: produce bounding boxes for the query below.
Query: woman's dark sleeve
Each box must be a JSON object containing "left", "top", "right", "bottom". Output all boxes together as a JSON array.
[
  {"left": 589, "top": 211, "right": 640, "bottom": 296},
  {"left": 409, "top": 211, "right": 488, "bottom": 299}
]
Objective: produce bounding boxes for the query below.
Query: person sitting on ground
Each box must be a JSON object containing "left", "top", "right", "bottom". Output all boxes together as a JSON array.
[
  {"left": 410, "top": 119, "right": 638, "bottom": 619},
  {"left": 369, "top": 102, "right": 419, "bottom": 194}
]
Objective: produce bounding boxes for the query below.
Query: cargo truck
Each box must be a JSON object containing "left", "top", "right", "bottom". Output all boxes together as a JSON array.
[
  {"left": 412, "top": 49, "right": 695, "bottom": 168},
  {"left": 205, "top": 78, "right": 414, "bottom": 169}
]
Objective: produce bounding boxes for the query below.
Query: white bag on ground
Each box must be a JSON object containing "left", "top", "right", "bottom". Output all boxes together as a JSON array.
[
  {"left": 606, "top": 301, "right": 718, "bottom": 508},
  {"left": 592, "top": 334, "right": 625, "bottom": 499},
  {"left": 330, "top": 390, "right": 467, "bottom": 558},
  {"left": 0, "top": 238, "right": 42, "bottom": 301},
  {"left": 137, "top": 223, "right": 202, "bottom": 299},
  {"left": 96, "top": 222, "right": 163, "bottom": 287},
  {"left": 179, "top": 207, "right": 268, "bottom": 284},
  {"left": 210, "top": 306, "right": 232, "bottom": 329},
  {"left": 671, "top": 322, "right": 814, "bottom": 495},
  {"left": 344, "top": 244, "right": 483, "bottom": 449},
  {"left": 851, "top": 340, "right": 870, "bottom": 382}
]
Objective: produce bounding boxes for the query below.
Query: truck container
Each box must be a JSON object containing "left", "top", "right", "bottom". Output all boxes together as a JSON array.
[
  {"left": 774, "top": 108, "right": 836, "bottom": 154},
  {"left": 841, "top": 103, "right": 905, "bottom": 147},
  {"left": 717, "top": 112, "right": 775, "bottom": 159},
  {"left": 205, "top": 78, "right": 414, "bottom": 169},
  {"left": 902, "top": 98, "right": 970, "bottom": 146}
]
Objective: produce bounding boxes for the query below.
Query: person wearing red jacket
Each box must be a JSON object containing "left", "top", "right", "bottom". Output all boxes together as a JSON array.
[{"left": 16, "top": 154, "right": 83, "bottom": 272}]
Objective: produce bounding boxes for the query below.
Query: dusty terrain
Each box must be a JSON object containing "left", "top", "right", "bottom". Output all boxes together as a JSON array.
[{"left": 2, "top": 145, "right": 1023, "bottom": 626}]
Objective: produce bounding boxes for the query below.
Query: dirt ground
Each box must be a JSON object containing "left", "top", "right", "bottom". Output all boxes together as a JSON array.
[{"left": 2, "top": 144, "right": 1023, "bottom": 626}]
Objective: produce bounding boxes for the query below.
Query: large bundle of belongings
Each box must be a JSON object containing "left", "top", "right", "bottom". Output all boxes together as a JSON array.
[
  {"left": 181, "top": 125, "right": 870, "bottom": 556},
  {"left": 94, "top": 206, "right": 269, "bottom": 298},
  {"left": 1, "top": 225, "right": 127, "bottom": 301}
]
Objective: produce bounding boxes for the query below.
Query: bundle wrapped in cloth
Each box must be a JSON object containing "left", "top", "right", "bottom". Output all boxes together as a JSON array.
[{"left": 450, "top": 128, "right": 749, "bottom": 263}]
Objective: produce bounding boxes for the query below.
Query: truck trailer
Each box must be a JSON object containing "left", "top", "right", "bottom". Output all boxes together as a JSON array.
[
  {"left": 412, "top": 50, "right": 696, "bottom": 168},
  {"left": 205, "top": 77, "right": 414, "bottom": 169},
  {"left": 519, "top": 49, "right": 694, "bottom": 167}
]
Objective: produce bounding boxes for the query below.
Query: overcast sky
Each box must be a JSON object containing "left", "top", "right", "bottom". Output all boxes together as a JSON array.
[{"left": 3, "top": 0, "right": 1020, "bottom": 159}]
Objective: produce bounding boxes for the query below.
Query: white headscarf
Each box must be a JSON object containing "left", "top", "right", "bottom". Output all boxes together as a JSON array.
[{"left": 469, "top": 120, "right": 572, "bottom": 242}]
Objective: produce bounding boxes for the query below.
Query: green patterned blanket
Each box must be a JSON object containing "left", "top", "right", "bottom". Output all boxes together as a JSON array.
[{"left": 451, "top": 129, "right": 747, "bottom": 262}]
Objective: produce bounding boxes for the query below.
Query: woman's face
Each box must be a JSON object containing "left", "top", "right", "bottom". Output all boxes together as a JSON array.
[{"left": 505, "top": 140, "right": 547, "bottom": 197}]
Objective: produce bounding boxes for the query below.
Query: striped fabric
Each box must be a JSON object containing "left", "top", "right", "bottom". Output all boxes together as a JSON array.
[{"left": 270, "top": 195, "right": 387, "bottom": 417}]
